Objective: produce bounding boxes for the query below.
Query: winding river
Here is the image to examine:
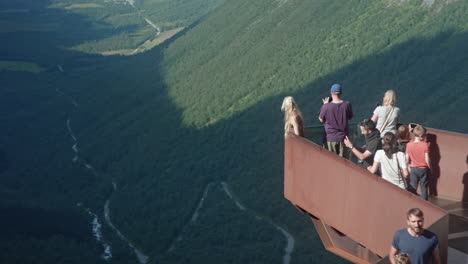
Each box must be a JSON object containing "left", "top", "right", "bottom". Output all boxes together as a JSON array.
[
  {"left": 167, "top": 182, "right": 215, "bottom": 252},
  {"left": 221, "top": 182, "right": 295, "bottom": 264},
  {"left": 169, "top": 181, "right": 296, "bottom": 264},
  {"left": 58, "top": 65, "right": 148, "bottom": 263},
  {"left": 57, "top": 63, "right": 294, "bottom": 263}
]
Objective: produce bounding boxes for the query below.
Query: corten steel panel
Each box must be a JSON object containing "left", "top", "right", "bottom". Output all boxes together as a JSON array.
[
  {"left": 427, "top": 215, "right": 449, "bottom": 264},
  {"left": 426, "top": 129, "right": 468, "bottom": 202},
  {"left": 311, "top": 217, "right": 381, "bottom": 264},
  {"left": 284, "top": 135, "right": 447, "bottom": 257}
]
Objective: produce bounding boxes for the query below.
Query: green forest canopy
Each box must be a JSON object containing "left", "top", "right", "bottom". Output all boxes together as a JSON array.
[{"left": 0, "top": 0, "right": 467, "bottom": 263}]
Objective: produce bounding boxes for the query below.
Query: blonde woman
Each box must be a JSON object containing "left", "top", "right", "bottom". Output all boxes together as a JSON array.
[
  {"left": 371, "top": 90, "right": 400, "bottom": 138},
  {"left": 281, "top": 96, "right": 304, "bottom": 137}
]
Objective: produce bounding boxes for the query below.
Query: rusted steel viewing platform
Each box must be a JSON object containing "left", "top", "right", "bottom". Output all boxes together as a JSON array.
[{"left": 284, "top": 126, "right": 468, "bottom": 264}]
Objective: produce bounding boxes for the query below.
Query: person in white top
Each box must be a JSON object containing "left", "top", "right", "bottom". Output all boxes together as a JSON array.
[
  {"left": 368, "top": 132, "right": 409, "bottom": 189},
  {"left": 371, "top": 90, "right": 400, "bottom": 138}
]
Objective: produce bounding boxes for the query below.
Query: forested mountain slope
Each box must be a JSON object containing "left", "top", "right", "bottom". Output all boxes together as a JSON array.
[
  {"left": 162, "top": 0, "right": 468, "bottom": 128},
  {"left": 1, "top": 0, "right": 467, "bottom": 263}
]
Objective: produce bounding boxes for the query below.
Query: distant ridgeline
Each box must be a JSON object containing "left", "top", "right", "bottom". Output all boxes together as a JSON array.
[{"left": 0, "top": 0, "right": 467, "bottom": 263}]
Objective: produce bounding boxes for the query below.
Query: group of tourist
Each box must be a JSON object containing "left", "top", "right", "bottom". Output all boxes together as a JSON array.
[
  {"left": 281, "top": 85, "right": 439, "bottom": 264},
  {"left": 281, "top": 84, "right": 431, "bottom": 200}
]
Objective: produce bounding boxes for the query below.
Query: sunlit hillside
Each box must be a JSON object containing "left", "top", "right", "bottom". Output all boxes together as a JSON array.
[
  {"left": 47, "top": 0, "right": 225, "bottom": 54},
  {"left": 0, "top": 0, "right": 467, "bottom": 263}
]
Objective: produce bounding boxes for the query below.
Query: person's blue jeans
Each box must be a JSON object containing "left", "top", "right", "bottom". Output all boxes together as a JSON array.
[{"left": 409, "top": 167, "right": 429, "bottom": 200}]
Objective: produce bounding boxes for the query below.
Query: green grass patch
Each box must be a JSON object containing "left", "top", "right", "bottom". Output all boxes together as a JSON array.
[
  {"left": 70, "top": 24, "right": 160, "bottom": 54},
  {"left": 140, "top": 27, "right": 185, "bottom": 50}
]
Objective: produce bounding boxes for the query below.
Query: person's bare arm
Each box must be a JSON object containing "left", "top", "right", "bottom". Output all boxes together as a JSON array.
[
  {"left": 367, "top": 161, "right": 380, "bottom": 174},
  {"left": 402, "top": 168, "right": 409, "bottom": 178},
  {"left": 432, "top": 248, "right": 441, "bottom": 264},
  {"left": 400, "top": 154, "right": 409, "bottom": 178},
  {"left": 293, "top": 126, "right": 300, "bottom": 136},
  {"left": 344, "top": 136, "right": 373, "bottom": 161},
  {"left": 389, "top": 246, "right": 398, "bottom": 264},
  {"left": 371, "top": 113, "right": 378, "bottom": 123},
  {"left": 292, "top": 118, "right": 300, "bottom": 136},
  {"left": 425, "top": 152, "right": 431, "bottom": 170},
  {"left": 352, "top": 149, "right": 373, "bottom": 161},
  {"left": 318, "top": 98, "right": 329, "bottom": 123}
]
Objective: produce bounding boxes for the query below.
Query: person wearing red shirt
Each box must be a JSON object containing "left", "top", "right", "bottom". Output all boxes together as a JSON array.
[{"left": 406, "top": 125, "right": 431, "bottom": 200}]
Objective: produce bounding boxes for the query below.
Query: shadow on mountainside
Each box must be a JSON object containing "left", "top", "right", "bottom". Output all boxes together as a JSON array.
[
  {"left": 70, "top": 29, "right": 468, "bottom": 263},
  {"left": 0, "top": 207, "right": 91, "bottom": 240},
  {"left": 0, "top": 3, "right": 160, "bottom": 263},
  {"left": 2, "top": 3, "right": 468, "bottom": 261}
]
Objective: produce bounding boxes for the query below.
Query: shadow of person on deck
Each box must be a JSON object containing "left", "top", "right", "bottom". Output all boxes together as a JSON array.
[{"left": 426, "top": 133, "right": 441, "bottom": 197}]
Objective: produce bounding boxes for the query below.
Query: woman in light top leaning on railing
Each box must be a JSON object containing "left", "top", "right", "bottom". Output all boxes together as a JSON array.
[
  {"left": 281, "top": 96, "right": 305, "bottom": 137},
  {"left": 368, "top": 132, "right": 409, "bottom": 189},
  {"left": 371, "top": 90, "right": 400, "bottom": 138}
]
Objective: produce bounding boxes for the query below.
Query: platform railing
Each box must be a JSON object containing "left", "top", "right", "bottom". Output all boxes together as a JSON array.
[
  {"left": 423, "top": 128, "right": 468, "bottom": 202},
  {"left": 284, "top": 134, "right": 449, "bottom": 263}
]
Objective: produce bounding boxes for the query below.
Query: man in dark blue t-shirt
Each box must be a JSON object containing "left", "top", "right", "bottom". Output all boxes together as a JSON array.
[{"left": 390, "top": 208, "right": 440, "bottom": 264}]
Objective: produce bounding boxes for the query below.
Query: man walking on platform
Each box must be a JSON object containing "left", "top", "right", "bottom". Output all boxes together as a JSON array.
[
  {"left": 318, "top": 83, "right": 353, "bottom": 157},
  {"left": 390, "top": 208, "right": 440, "bottom": 264}
]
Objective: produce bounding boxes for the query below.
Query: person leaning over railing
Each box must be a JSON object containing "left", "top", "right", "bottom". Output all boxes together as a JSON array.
[
  {"left": 406, "top": 125, "right": 431, "bottom": 200},
  {"left": 367, "top": 132, "right": 409, "bottom": 188},
  {"left": 281, "top": 96, "right": 305, "bottom": 137},
  {"left": 318, "top": 83, "right": 353, "bottom": 157},
  {"left": 344, "top": 119, "right": 382, "bottom": 169},
  {"left": 371, "top": 90, "right": 400, "bottom": 138},
  {"left": 397, "top": 124, "right": 412, "bottom": 152}
]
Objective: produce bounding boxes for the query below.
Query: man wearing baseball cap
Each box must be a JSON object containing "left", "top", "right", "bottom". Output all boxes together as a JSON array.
[{"left": 318, "top": 83, "right": 353, "bottom": 157}]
